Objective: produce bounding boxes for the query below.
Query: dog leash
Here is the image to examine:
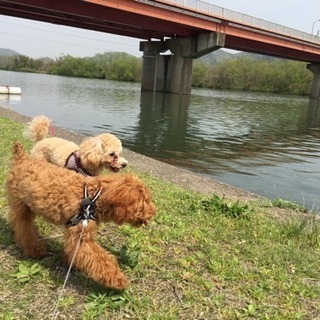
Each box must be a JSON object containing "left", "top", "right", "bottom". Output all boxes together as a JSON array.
[
  {"left": 51, "top": 185, "right": 101, "bottom": 319},
  {"left": 51, "top": 223, "right": 85, "bottom": 320}
]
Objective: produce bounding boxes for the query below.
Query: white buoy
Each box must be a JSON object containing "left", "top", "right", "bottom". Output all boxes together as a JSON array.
[{"left": 0, "top": 85, "right": 22, "bottom": 95}]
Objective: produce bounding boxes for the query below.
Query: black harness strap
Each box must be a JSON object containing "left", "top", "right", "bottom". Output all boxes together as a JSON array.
[{"left": 67, "top": 185, "right": 102, "bottom": 227}]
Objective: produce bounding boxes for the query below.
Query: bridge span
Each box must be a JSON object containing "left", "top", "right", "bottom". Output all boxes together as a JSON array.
[{"left": 0, "top": 0, "right": 319, "bottom": 97}]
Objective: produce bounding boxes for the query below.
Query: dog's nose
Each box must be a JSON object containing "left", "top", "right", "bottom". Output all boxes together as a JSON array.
[{"left": 122, "top": 163, "right": 127, "bottom": 168}]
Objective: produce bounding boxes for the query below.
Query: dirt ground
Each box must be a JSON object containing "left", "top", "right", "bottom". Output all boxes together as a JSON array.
[{"left": 0, "top": 106, "right": 261, "bottom": 202}]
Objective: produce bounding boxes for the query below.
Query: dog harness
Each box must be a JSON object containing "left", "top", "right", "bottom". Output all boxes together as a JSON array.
[
  {"left": 67, "top": 185, "right": 102, "bottom": 227},
  {"left": 65, "top": 151, "right": 91, "bottom": 176}
]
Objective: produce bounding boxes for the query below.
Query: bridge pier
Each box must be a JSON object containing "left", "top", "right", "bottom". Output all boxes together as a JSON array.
[
  {"left": 307, "top": 63, "right": 320, "bottom": 99},
  {"left": 140, "top": 32, "right": 225, "bottom": 94}
]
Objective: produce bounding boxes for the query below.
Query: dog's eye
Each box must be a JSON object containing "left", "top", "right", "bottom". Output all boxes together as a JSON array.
[{"left": 109, "top": 152, "right": 115, "bottom": 157}]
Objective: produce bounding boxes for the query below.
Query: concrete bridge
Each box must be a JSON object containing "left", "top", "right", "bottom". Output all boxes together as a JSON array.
[{"left": 0, "top": 0, "right": 319, "bottom": 97}]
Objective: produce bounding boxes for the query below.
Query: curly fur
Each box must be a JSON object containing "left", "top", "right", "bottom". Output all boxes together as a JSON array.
[
  {"left": 6, "top": 142, "right": 156, "bottom": 290},
  {"left": 23, "top": 115, "right": 128, "bottom": 176}
]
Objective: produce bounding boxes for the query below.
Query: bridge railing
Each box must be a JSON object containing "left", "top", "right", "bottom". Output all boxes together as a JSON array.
[{"left": 159, "top": 0, "right": 320, "bottom": 45}]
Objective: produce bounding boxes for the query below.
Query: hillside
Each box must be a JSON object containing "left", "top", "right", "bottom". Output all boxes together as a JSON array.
[
  {"left": 198, "top": 48, "right": 281, "bottom": 65},
  {"left": 198, "top": 49, "right": 235, "bottom": 64},
  {"left": 0, "top": 48, "right": 19, "bottom": 56}
]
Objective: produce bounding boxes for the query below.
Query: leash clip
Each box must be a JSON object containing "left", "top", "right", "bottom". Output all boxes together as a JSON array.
[{"left": 67, "top": 185, "right": 101, "bottom": 227}]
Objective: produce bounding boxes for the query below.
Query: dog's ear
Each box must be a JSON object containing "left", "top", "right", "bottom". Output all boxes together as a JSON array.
[
  {"left": 99, "top": 133, "right": 122, "bottom": 153},
  {"left": 96, "top": 174, "right": 156, "bottom": 225},
  {"left": 112, "top": 202, "right": 156, "bottom": 227},
  {"left": 79, "top": 137, "right": 102, "bottom": 172},
  {"left": 12, "top": 142, "right": 28, "bottom": 162},
  {"left": 113, "top": 206, "right": 130, "bottom": 225}
]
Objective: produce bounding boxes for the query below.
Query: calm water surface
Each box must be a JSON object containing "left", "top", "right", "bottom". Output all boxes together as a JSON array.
[{"left": 1, "top": 70, "right": 320, "bottom": 211}]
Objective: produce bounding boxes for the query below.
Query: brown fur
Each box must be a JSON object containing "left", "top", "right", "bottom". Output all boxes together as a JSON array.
[
  {"left": 23, "top": 115, "right": 128, "bottom": 176},
  {"left": 6, "top": 142, "right": 156, "bottom": 290}
]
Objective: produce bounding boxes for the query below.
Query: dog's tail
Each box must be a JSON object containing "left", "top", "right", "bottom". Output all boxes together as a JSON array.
[
  {"left": 11, "top": 142, "right": 28, "bottom": 162},
  {"left": 23, "top": 115, "right": 51, "bottom": 141}
]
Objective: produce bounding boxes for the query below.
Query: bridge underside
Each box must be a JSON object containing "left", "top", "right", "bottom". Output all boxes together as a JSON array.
[
  {"left": 225, "top": 35, "right": 320, "bottom": 64},
  {"left": 0, "top": 0, "right": 319, "bottom": 63},
  {"left": 140, "top": 32, "right": 225, "bottom": 94},
  {"left": 140, "top": 34, "right": 320, "bottom": 98},
  {"left": 0, "top": 0, "right": 198, "bottom": 40}
]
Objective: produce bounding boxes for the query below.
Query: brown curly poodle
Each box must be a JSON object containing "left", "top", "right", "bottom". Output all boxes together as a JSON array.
[
  {"left": 23, "top": 115, "right": 128, "bottom": 176},
  {"left": 6, "top": 142, "right": 156, "bottom": 290}
]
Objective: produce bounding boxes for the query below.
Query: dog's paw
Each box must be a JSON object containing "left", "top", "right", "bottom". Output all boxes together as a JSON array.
[
  {"left": 112, "top": 274, "right": 129, "bottom": 291},
  {"left": 24, "top": 244, "right": 47, "bottom": 258}
]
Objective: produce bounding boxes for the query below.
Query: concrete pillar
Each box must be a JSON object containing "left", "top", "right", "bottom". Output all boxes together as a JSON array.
[
  {"left": 140, "top": 41, "right": 193, "bottom": 94},
  {"left": 140, "top": 32, "right": 225, "bottom": 94},
  {"left": 164, "top": 51, "right": 193, "bottom": 94},
  {"left": 139, "top": 41, "right": 167, "bottom": 92},
  {"left": 307, "top": 63, "right": 320, "bottom": 99}
]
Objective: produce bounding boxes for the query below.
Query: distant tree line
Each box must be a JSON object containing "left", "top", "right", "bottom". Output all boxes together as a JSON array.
[
  {"left": 0, "top": 54, "right": 55, "bottom": 74},
  {"left": 0, "top": 52, "right": 312, "bottom": 95},
  {"left": 0, "top": 52, "right": 142, "bottom": 82},
  {"left": 193, "top": 58, "right": 312, "bottom": 95}
]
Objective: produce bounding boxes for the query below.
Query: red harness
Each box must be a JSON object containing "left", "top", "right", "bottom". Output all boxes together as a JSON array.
[{"left": 65, "top": 151, "right": 91, "bottom": 176}]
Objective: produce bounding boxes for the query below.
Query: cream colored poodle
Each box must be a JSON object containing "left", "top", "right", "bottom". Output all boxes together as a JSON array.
[{"left": 24, "top": 115, "right": 128, "bottom": 176}]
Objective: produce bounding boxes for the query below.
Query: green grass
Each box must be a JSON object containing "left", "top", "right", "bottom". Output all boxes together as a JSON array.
[
  {"left": 0, "top": 116, "right": 320, "bottom": 319},
  {"left": 270, "top": 198, "right": 308, "bottom": 213}
]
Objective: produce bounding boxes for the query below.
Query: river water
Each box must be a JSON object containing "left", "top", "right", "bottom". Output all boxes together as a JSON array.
[{"left": 1, "top": 70, "right": 320, "bottom": 212}]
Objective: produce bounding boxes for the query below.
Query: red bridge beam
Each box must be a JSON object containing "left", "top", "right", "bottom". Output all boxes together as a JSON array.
[{"left": 0, "top": 0, "right": 319, "bottom": 62}]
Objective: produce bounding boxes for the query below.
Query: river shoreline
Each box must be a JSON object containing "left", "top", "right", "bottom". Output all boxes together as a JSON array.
[{"left": 0, "top": 105, "right": 260, "bottom": 202}]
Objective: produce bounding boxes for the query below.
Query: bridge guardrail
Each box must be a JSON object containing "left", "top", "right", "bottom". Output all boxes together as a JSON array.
[{"left": 159, "top": 0, "right": 320, "bottom": 45}]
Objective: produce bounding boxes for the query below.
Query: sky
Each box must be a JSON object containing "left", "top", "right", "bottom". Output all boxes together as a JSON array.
[{"left": 0, "top": 0, "right": 319, "bottom": 59}]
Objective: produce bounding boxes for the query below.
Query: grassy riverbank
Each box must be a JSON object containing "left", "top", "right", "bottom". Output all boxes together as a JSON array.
[{"left": 0, "top": 116, "right": 319, "bottom": 319}]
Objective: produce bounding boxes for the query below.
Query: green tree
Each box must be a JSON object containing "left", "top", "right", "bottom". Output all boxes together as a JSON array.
[
  {"left": 192, "top": 57, "right": 312, "bottom": 95},
  {"left": 192, "top": 61, "right": 208, "bottom": 87}
]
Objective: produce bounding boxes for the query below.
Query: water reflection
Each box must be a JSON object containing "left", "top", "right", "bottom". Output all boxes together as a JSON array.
[
  {"left": 132, "top": 91, "right": 190, "bottom": 155},
  {"left": 127, "top": 90, "right": 320, "bottom": 210},
  {"left": 0, "top": 94, "right": 21, "bottom": 103},
  {"left": 128, "top": 90, "right": 320, "bottom": 177},
  {"left": 307, "top": 99, "right": 320, "bottom": 128}
]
